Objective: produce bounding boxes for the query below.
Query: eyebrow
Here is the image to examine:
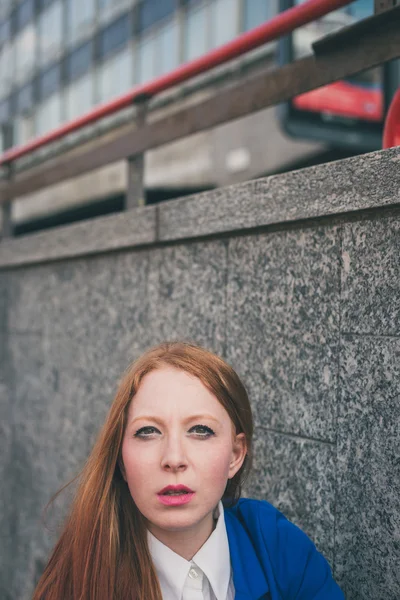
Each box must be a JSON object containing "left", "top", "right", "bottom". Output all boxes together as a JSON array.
[{"left": 129, "top": 414, "right": 221, "bottom": 427}]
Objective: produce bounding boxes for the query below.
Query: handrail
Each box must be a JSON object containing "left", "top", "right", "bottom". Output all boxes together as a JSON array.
[{"left": 0, "top": 0, "right": 354, "bottom": 166}]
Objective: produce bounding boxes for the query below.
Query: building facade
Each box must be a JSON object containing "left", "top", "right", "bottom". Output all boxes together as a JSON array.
[{"left": 0, "top": 0, "right": 327, "bottom": 229}]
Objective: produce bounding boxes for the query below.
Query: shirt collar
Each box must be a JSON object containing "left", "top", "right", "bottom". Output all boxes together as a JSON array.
[{"left": 147, "top": 500, "right": 231, "bottom": 600}]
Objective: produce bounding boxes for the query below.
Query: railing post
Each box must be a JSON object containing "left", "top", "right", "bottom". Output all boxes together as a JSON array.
[
  {"left": 126, "top": 98, "right": 149, "bottom": 209},
  {"left": 1, "top": 123, "right": 14, "bottom": 240}
]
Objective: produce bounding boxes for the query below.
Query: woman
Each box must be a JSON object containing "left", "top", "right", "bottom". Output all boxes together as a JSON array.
[{"left": 33, "top": 341, "right": 344, "bottom": 600}]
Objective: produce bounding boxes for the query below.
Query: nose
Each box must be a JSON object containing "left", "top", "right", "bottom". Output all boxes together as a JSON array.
[{"left": 160, "top": 433, "right": 188, "bottom": 472}]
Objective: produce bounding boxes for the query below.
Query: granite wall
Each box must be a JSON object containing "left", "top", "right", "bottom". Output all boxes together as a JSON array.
[{"left": 0, "top": 147, "right": 399, "bottom": 600}]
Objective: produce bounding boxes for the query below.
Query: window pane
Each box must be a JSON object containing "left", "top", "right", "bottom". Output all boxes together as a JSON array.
[
  {"left": 66, "top": 0, "right": 96, "bottom": 45},
  {"left": 0, "top": 98, "right": 10, "bottom": 124},
  {"left": 35, "top": 92, "right": 62, "bottom": 135},
  {"left": 16, "top": 81, "right": 34, "bottom": 113},
  {"left": 184, "top": 3, "right": 208, "bottom": 61},
  {"left": 157, "top": 19, "right": 178, "bottom": 76},
  {"left": 14, "top": 113, "right": 34, "bottom": 145},
  {"left": 0, "top": 17, "right": 11, "bottom": 46},
  {"left": 99, "top": 13, "right": 130, "bottom": 59},
  {"left": 98, "top": 47, "right": 133, "bottom": 102},
  {"left": 243, "top": 0, "right": 269, "bottom": 31},
  {"left": 39, "top": 63, "right": 61, "bottom": 101},
  {"left": 15, "top": 24, "right": 36, "bottom": 83},
  {"left": 38, "top": 1, "right": 63, "bottom": 65},
  {"left": 137, "top": 35, "right": 155, "bottom": 83},
  {"left": 65, "top": 73, "right": 94, "bottom": 119},
  {"left": 0, "top": 42, "right": 14, "bottom": 96},
  {"left": 138, "top": 0, "right": 176, "bottom": 33},
  {"left": 16, "top": 0, "right": 34, "bottom": 32},
  {"left": 66, "top": 41, "right": 93, "bottom": 82},
  {"left": 211, "top": 0, "right": 238, "bottom": 47}
]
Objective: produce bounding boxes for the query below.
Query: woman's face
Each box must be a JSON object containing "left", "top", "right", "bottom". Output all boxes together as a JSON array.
[{"left": 121, "top": 366, "right": 246, "bottom": 546}]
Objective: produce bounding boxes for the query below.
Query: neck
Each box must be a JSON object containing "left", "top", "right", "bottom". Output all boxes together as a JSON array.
[{"left": 148, "top": 512, "right": 217, "bottom": 560}]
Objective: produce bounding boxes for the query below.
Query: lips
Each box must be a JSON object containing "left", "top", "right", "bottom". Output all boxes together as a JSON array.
[
  {"left": 157, "top": 485, "right": 196, "bottom": 506},
  {"left": 157, "top": 485, "right": 194, "bottom": 495}
]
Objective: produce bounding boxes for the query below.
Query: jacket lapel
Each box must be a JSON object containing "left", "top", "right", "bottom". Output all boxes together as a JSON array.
[{"left": 225, "top": 509, "right": 270, "bottom": 600}]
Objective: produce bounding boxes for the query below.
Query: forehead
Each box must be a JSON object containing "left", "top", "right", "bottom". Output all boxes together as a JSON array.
[{"left": 128, "top": 367, "right": 228, "bottom": 420}]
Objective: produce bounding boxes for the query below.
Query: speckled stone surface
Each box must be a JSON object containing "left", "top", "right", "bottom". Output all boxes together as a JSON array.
[
  {"left": 226, "top": 226, "right": 340, "bottom": 441},
  {"left": 0, "top": 331, "right": 13, "bottom": 600},
  {"left": 341, "top": 216, "right": 400, "bottom": 336},
  {"left": 0, "top": 272, "right": 8, "bottom": 332},
  {"left": 0, "top": 205, "right": 156, "bottom": 268},
  {"left": 336, "top": 336, "right": 400, "bottom": 600},
  {"left": 2, "top": 334, "right": 53, "bottom": 600},
  {"left": 146, "top": 241, "right": 228, "bottom": 355},
  {"left": 158, "top": 147, "right": 400, "bottom": 242},
  {"left": 244, "top": 428, "right": 336, "bottom": 564}
]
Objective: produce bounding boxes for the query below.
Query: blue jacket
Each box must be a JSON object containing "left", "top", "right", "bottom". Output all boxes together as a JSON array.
[{"left": 224, "top": 498, "right": 344, "bottom": 600}]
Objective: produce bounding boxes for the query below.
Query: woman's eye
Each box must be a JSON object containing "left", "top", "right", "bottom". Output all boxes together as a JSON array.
[
  {"left": 190, "top": 424, "right": 215, "bottom": 437},
  {"left": 134, "top": 426, "right": 159, "bottom": 438}
]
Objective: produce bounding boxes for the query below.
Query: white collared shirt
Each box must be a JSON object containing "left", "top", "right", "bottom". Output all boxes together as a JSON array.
[{"left": 147, "top": 500, "right": 235, "bottom": 600}]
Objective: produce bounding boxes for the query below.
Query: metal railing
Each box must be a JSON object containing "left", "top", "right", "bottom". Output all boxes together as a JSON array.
[{"left": 0, "top": 0, "right": 399, "bottom": 238}]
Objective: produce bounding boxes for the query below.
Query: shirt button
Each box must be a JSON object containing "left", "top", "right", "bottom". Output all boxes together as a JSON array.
[{"left": 188, "top": 567, "right": 199, "bottom": 579}]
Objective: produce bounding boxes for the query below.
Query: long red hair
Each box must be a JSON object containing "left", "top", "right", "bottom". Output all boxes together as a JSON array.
[{"left": 33, "top": 341, "right": 254, "bottom": 600}]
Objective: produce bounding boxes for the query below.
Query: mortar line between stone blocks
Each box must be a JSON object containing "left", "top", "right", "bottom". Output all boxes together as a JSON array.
[
  {"left": 256, "top": 425, "right": 335, "bottom": 446},
  {"left": 333, "top": 224, "right": 344, "bottom": 576},
  {"left": 155, "top": 204, "right": 160, "bottom": 242},
  {"left": 7, "top": 329, "right": 42, "bottom": 336},
  {"left": 341, "top": 331, "right": 400, "bottom": 340},
  {"left": 222, "top": 239, "right": 229, "bottom": 358}
]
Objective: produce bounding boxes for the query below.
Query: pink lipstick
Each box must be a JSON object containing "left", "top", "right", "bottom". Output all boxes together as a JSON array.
[{"left": 157, "top": 485, "right": 195, "bottom": 506}]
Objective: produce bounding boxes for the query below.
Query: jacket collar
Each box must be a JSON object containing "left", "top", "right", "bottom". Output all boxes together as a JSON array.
[{"left": 224, "top": 507, "right": 270, "bottom": 600}]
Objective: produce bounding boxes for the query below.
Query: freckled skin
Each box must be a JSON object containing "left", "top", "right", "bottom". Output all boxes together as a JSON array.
[{"left": 121, "top": 367, "right": 246, "bottom": 559}]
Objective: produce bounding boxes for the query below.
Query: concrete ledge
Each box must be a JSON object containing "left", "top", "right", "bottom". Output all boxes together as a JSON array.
[
  {"left": 0, "top": 206, "right": 156, "bottom": 268},
  {"left": 158, "top": 146, "right": 400, "bottom": 241},
  {"left": 1, "top": 146, "right": 399, "bottom": 268}
]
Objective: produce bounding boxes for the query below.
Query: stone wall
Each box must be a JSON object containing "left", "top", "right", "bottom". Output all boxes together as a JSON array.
[{"left": 0, "top": 147, "right": 399, "bottom": 600}]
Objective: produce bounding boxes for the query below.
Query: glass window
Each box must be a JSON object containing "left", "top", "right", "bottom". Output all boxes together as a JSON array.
[
  {"left": 98, "top": 13, "right": 130, "bottom": 59},
  {"left": 39, "top": 63, "right": 61, "bottom": 101},
  {"left": 65, "top": 72, "right": 94, "bottom": 119},
  {"left": 0, "top": 98, "right": 10, "bottom": 123},
  {"left": 136, "top": 34, "right": 155, "bottom": 84},
  {"left": 0, "top": 17, "right": 11, "bottom": 47},
  {"left": 0, "top": 42, "right": 14, "bottom": 96},
  {"left": 16, "top": 0, "right": 34, "bottom": 32},
  {"left": 35, "top": 91, "right": 62, "bottom": 135},
  {"left": 98, "top": 46, "right": 133, "bottom": 102},
  {"left": 15, "top": 24, "right": 36, "bottom": 83},
  {"left": 211, "top": 0, "right": 238, "bottom": 47},
  {"left": 14, "top": 112, "right": 35, "bottom": 145},
  {"left": 157, "top": 19, "right": 178, "bottom": 76},
  {"left": 243, "top": 0, "right": 270, "bottom": 31},
  {"left": 184, "top": 2, "right": 208, "bottom": 61},
  {"left": 66, "top": 0, "right": 96, "bottom": 45},
  {"left": 137, "top": 0, "right": 176, "bottom": 33},
  {"left": 39, "top": 0, "right": 56, "bottom": 9},
  {"left": 66, "top": 41, "right": 93, "bottom": 82},
  {"left": 16, "top": 81, "right": 34, "bottom": 113},
  {"left": 38, "top": 1, "right": 63, "bottom": 66}
]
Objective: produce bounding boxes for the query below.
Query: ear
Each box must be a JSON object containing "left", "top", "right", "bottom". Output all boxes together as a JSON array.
[{"left": 228, "top": 432, "right": 247, "bottom": 480}]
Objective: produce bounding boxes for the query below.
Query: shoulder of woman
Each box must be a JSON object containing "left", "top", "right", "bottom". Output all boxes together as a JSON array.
[{"left": 227, "top": 498, "right": 343, "bottom": 599}]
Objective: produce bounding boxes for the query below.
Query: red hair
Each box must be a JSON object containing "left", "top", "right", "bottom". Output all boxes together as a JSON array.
[{"left": 33, "top": 341, "right": 253, "bottom": 600}]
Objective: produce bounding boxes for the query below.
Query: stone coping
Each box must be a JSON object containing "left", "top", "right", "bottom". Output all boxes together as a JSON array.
[{"left": 0, "top": 146, "right": 399, "bottom": 268}]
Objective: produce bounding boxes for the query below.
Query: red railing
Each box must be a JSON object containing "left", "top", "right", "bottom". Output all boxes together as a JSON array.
[{"left": 0, "top": 0, "right": 354, "bottom": 166}]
